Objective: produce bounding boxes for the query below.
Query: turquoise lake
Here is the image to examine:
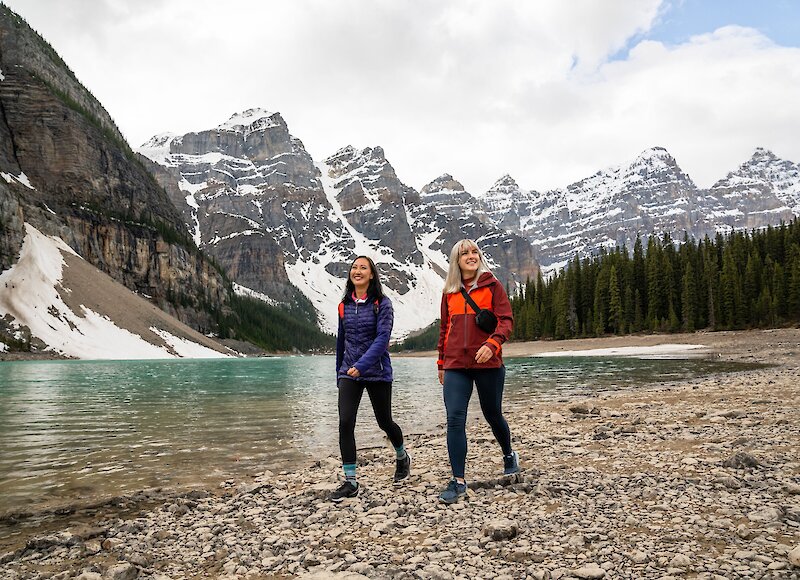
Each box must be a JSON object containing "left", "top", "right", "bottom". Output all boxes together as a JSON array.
[{"left": 0, "top": 354, "right": 761, "bottom": 518}]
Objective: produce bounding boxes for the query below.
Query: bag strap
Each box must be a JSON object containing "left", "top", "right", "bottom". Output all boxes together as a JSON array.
[{"left": 460, "top": 288, "right": 483, "bottom": 315}]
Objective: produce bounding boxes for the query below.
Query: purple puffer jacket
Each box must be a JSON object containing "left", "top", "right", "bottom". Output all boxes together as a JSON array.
[{"left": 336, "top": 296, "right": 393, "bottom": 382}]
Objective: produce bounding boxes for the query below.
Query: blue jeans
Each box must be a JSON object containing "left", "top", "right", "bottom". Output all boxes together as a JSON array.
[{"left": 443, "top": 367, "right": 512, "bottom": 479}]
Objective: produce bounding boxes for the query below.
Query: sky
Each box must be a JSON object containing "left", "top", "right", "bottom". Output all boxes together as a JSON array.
[{"left": 4, "top": 0, "right": 800, "bottom": 194}]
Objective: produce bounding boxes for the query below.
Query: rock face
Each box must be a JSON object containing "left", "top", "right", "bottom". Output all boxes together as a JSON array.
[
  {"left": 0, "top": 6, "right": 228, "bottom": 332},
  {"left": 480, "top": 147, "right": 800, "bottom": 269},
  {"left": 709, "top": 147, "right": 800, "bottom": 224},
  {"left": 325, "top": 145, "right": 422, "bottom": 268},
  {"left": 139, "top": 109, "right": 341, "bottom": 304},
  {"left": 140, "top": 123, "right": 541, "bottom": 336},
  {"left": 413, "top": 173, "right": 538, "bottom": 283}
]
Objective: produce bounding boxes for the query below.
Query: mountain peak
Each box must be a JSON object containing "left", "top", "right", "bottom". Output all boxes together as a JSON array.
[
  {"left": 421, "top": 174, "right": 465, "bottom": 195},
  {"left": 140, "top": 132, "right": 178, "bottom": 149},
  {"left": 217, "top": 108, "right": 283, "bottom": 133},
  {"left": 490, "top": 174, "right": 519, "bottom": 190},
  {"left": 750, "top": 147, "right": 777, "bottom": 162},
  {"left": 635, "top": 146, "right": 675, "bottom": 164}
]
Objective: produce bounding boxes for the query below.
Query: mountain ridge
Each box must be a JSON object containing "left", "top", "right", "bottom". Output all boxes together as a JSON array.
[{"left": 139, "top": 106, "right": 800, "bottom": 333}]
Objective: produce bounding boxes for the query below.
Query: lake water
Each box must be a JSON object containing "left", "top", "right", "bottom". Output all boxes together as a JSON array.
[{"left": 0, "top": 354, "right": 761, "bottom": 519}]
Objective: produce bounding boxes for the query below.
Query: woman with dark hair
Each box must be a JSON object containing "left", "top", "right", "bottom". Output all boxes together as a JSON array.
[{"left": 330, "top": 256, "right": 410, "bottom": 501}]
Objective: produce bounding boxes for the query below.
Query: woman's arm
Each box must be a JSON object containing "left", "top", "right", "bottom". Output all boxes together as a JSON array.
[
  {"left": 483, "top": 281, "right": 513, "bottom": 356},
  {"left": 437, "top": 295, "right": 449, "bottom": 372},
  {"left": 335, "top": 315, "right": 345, "bottom": 375}
]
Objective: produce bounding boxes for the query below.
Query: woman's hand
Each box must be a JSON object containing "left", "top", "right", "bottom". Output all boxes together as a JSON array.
[
  {"left": 475, "top": 344, "right": 494, "bottom": 364},
  {"left": 438, "top": 370, "right": 444, "bottom": 385},
  {"left": 347, "top": 367, "right": 361, "bottom": 378}
]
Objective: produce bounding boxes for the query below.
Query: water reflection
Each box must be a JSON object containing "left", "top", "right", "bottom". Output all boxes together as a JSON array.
[{"left": 0, "top": 354, "right": 762, "bottom": 515}]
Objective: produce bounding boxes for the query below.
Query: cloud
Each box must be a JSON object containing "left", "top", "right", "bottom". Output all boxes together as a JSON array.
[{"left": 4, "top": 0, "right": 799, "bottom": 194}]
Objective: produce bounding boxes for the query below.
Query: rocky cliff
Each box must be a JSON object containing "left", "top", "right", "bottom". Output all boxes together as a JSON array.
[
  {"left": 0, "top": 6, "right": 229, "bottom": 332},
  {"left": 139, "top": 109, "right": 347, "bottom": 304},
  {"left": 413, "top": 173, "right": 538, "bottom": 283}
]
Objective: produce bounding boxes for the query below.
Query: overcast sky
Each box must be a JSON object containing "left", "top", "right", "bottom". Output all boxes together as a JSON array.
[{"left": 5, "top": 0, "right": 800, "bottom": 194}]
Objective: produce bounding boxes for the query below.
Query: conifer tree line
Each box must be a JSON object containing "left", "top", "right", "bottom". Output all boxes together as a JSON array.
[{"left": 510, "top": 219, "right": 800, "bottom": 341}]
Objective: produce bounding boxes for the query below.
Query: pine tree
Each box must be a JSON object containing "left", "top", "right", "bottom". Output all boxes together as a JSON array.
[
  {"left": 682, "top": 260, "right": 697, "bottom": 332},
  {"left": 789, "top": 250, "right": 800, "bottom": 319},
  {"left": 593, "top": 266, "right": 610, "bottom": 335},
  {"left": 608, "top": 265, "right": 624, "bottom": 334}
]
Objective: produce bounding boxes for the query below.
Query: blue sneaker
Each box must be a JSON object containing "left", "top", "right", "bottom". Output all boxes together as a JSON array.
[
  {"left": 503, "top": 451, "right": 520, "bottom": 475},
  {"left": 438, "top": 479, "right": 467, "bottom": 504}
]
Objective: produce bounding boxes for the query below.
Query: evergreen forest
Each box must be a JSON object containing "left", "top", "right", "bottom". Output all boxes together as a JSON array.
[{"left": 511, "top": 219, "right": 800, "bottom": 341}]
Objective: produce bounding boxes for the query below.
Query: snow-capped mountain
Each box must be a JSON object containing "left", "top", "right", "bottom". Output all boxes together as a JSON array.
[
  {"left": 139, "top": 108, "right": 799, "bottom": 335},
  {"left": 709, "top": 147, "right": 800, "bottom": 220},
  {"left": 481, "top": 147, "right": 799, "bottom": 270},
  {"left": 139, "top": 111, "right": 539, "bottom": 337},
  {"left": 411, "top": 174, "right": 538, "bottom": 283},
  {"left": 139, "top": 109, "right": 349, "bottom": 306}
]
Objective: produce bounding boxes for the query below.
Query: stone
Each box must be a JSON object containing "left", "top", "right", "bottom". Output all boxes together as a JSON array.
[
  {"left": 669, "top": 553, "right": 691, "bottom": 568},
  {"left": 747, "top": 507, "right": 783, "bottom": 523},
  {"left": 572, "top": 563, "right": 605, "bottom": 578},
  {"left": 721, "top": 452, "right": 761, "bottom": 469},
  {"left": 789, "top": 545, "right": 800, "bottom": 567},
  {"left": 483, "top": 520, "right": 519, "bottom": 541},
  {"left": 105, "top": 563, "right": 138, "bottom": 580}
]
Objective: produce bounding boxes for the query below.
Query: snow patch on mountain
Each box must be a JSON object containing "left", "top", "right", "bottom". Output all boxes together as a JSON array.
[
  {"left": 138, "top": 133, "right": 180, "bottom": 165},
  {"left": 285, "top": 160, "right": 444, "bottom": 338},
  {"left": 1, "top": 170, "right": 35, "bottom": 189},
  {"left": 217, "top": 108, "right": 279, "bottom": 137},
  {"left": 0, "top": 224, "right": 230, "bottom": 359}
]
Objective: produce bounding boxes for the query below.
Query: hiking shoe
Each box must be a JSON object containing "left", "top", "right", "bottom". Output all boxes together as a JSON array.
[
  {"left": 330, "top": 480, "right": 359, "bottom": 502},
  {"left": 503, "top": 450, "right": 520, "bottom": 475},
  {"left": 394, "top": 452, "right": 411, "bottom": 482},
  {"left": 438, "top": 479, "right": 467, "bottom": 504}
]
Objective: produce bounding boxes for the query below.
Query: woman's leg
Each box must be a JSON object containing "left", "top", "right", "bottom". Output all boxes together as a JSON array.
[
  {"left": 366, "top": 381, "right": 404, "bottom": 449},
  {"left": 474, "top": 366, "right": 513, "bottom": 456},
  {"left": 338, "top": 378, "right": 365, "bottom": 466},
  {"left": 442, "top": 369, "right": 474, "bottom": 479}
]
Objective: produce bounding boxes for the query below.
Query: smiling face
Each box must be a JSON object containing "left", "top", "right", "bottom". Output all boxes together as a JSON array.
[
  {"left": 458, "top": 244, "right": 481, "bottom": 279},
  {"left": 349, "top": 257, "right": 374, "bottom": 293}
]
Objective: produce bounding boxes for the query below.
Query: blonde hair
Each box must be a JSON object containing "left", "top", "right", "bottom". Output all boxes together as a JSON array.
[{"left": 443, "top": 239, "right": 493, "bottom": 294}]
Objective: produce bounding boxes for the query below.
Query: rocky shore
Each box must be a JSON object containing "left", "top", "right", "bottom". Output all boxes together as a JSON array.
[{"left": 1, "top": 329, "right": 799, "bottom": 579}]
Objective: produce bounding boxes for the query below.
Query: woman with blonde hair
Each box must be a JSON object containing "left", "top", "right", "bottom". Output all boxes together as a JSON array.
[{"left": 436, "top": 239, "right": 518, "bottom": 504}]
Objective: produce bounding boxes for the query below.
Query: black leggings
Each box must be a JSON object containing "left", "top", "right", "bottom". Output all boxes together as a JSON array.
[{"left": 338, "top": 378, "right": 404, "bottom": 464}]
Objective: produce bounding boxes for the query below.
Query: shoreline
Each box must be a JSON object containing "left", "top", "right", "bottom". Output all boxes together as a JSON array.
[
  {"left": 3, "top": 326, "right": 797, "bottom": 363},
  {"left": 1, "top": 328, "right": 799, "bottom": 578},
  {"left": 404, "top": 327, "right": 799, "bottom": 365}
]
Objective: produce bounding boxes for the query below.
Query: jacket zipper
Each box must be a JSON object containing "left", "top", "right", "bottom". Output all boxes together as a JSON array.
[{"left": 464, "top": 291, "right": 470, "bottom": 368}]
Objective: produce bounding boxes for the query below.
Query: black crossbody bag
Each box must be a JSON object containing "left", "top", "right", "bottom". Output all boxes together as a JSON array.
[{"left": 460, "top": 288, "right": 498, "bottom": 334}]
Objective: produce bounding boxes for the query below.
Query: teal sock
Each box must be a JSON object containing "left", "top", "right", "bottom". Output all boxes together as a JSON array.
[
  {"left": 343, "top": 463, "right": 357, "bottom": 483},
  {"left": 394, "top": 445, "right": 407, "bottom": 460}
]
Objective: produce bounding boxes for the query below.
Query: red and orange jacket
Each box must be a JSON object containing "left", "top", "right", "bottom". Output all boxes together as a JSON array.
[{"left": 437, "top": 272, "right": 514, "bottom": 370}]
